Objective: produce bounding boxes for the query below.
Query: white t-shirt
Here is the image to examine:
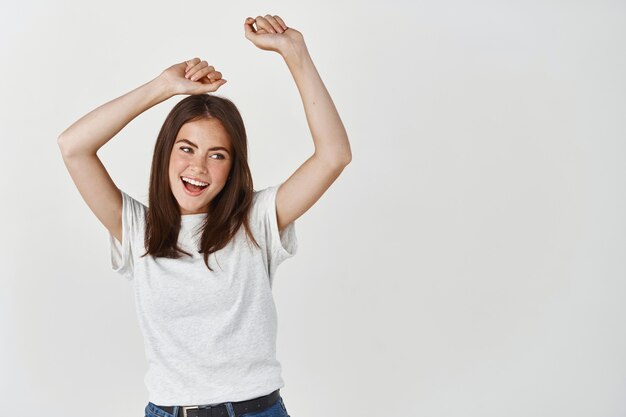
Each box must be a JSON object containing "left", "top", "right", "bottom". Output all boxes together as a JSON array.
[{"left": 109, "top": 184, "right": 298, "bottom": 405}]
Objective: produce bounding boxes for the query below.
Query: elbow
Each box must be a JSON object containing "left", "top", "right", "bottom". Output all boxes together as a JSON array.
[
  {"left": 337, "top": 156, "right": 351, "bottom": 169},
  {"left": 315, "top": 140, "right": 352, "bottom": 168},
  {"left": 57, "top": 127, "right": 70, "bottom": 146},
  {"left": 329, "top": 154, "right": 351, "bottom": 173},
  {"left": 57, "top": 135, "right": 87, "bottom": 158},
  {"left": 57, "top": 134, "right": 74, "bottom": 158},
  {"left": 323, "top": 153, "right": 351, "bottom": 170},
  {"left": 57, "top": 130, "right": 71, "bottom": 149},
  {"left": 57, "top": 134, "right": 99, "bottom": 158},
  {"left": 334, "top": 142, "right": 352, "bottom": 167},
  {"left": 337, "top": 149, "right": 352, "bottom": 167},
  {"left": 341, "top": 139, "right": 352, "bottom": 166},
  {"left": 57, "top": 134, "right": 68, "bottom": 153}
]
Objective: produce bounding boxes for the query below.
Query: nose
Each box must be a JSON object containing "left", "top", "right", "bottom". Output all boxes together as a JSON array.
[{"left": 189, "top": 156, "right": 208, "bottom": 174}]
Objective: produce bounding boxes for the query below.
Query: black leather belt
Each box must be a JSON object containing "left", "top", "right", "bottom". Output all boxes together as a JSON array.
[{"left": 156, "top": 389, "right": 280, "bottom": 417}]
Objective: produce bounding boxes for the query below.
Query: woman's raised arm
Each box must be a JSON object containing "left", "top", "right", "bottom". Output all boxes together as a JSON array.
[
  {"left": 57, "top": 58, "right": 226, "bottom": 243},
  {"left": 57, "top": 59, "right": 226, "bottom": 156},
  {"left": 244, "top": 15, "right": 352, "bottom": 232}
]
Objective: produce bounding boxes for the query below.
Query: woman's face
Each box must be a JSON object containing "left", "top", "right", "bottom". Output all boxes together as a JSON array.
[{"left": 168, "top": 118, "right": 233, "bottom": 215}]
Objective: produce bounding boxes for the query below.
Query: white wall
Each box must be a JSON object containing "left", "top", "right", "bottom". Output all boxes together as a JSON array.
[{"left": 1, "top": 0, "right": 625, "bottom": 416}]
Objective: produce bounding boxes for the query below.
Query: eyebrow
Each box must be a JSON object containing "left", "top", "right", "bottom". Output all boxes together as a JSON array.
[{"left": 175, "top": 139, "right": 230, "bottom": 155}]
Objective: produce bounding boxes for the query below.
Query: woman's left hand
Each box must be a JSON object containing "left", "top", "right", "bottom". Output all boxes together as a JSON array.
[{"left": 244, "top": 14, "right": 304, "bottom": 56}]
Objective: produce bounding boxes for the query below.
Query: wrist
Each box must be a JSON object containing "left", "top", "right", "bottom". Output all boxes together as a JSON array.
[
  {"left": 280, "top": 36, "right": 308, "bottom": 63},
  {"left": 150, "top": 74, "right": 177, "bottom": 100}
]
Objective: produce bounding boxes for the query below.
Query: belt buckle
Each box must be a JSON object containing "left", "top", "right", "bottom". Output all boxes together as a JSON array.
[{"left": 181, "top": 405, "right": 200, "bottom": 417}]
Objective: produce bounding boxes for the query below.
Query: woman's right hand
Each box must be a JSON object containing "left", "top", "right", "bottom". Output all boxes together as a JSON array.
[{"left": 158, "top": 57, "right": 227, "bottom": 96}]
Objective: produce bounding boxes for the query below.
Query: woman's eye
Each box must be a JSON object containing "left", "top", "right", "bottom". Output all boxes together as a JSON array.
[{"left": 179, "top": 147, "right": 224, "bottom": 160}]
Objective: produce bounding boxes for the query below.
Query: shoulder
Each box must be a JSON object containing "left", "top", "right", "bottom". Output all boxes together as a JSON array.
[
  {"left": 246, "top": 185, "right": 281, "bottom": 233},
  {"left": 119, "top": 189, "right": 147, "bottom": 224},
  {"left": 253, "top": 184, "right": 280, "bottom": 201},
  {"left": 251, "top": 185, "right": 279, "bottom": 215}
]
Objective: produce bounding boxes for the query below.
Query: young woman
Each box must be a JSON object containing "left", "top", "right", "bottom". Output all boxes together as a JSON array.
[{"left": 58, "top": 14, "right": 351, "bottom": 417}]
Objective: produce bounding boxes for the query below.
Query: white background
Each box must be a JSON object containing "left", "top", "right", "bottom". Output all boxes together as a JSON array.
[{"left": 1, "top": 1, "right": 625, "bottom": 416}]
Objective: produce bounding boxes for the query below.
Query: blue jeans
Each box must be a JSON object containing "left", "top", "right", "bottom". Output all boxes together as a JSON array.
[{"left": 145, "top": 395, "right": 291, "bottom": 417}]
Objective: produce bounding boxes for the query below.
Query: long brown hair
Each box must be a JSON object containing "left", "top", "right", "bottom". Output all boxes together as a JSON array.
[{"left": 140, "top": 94, "right": 260, "bottom": 271}]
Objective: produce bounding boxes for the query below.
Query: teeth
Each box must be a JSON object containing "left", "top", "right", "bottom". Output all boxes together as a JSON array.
[{"left": 182, "top": 177, "right": 208, "bottom": 187}]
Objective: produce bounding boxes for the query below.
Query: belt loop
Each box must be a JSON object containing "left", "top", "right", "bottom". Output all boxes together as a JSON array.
[
  {"left": 225, "top": 402, "right": 236, "bottom": 417},
  {"left": 181, "top": 405, "right": 199, "bottom": 417}
]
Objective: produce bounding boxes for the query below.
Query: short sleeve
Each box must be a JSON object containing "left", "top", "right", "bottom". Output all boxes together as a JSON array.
[
  {"left": 109, "top": 188, "right": 146, "bottom": 281},
  {"left": 254, "top": 183, "right": 298, "bottom": 281}
]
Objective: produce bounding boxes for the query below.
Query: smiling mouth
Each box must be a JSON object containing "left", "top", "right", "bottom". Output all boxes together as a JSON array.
[{"left": 181, "top": 177, "right": 209, "bottom": 195}]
